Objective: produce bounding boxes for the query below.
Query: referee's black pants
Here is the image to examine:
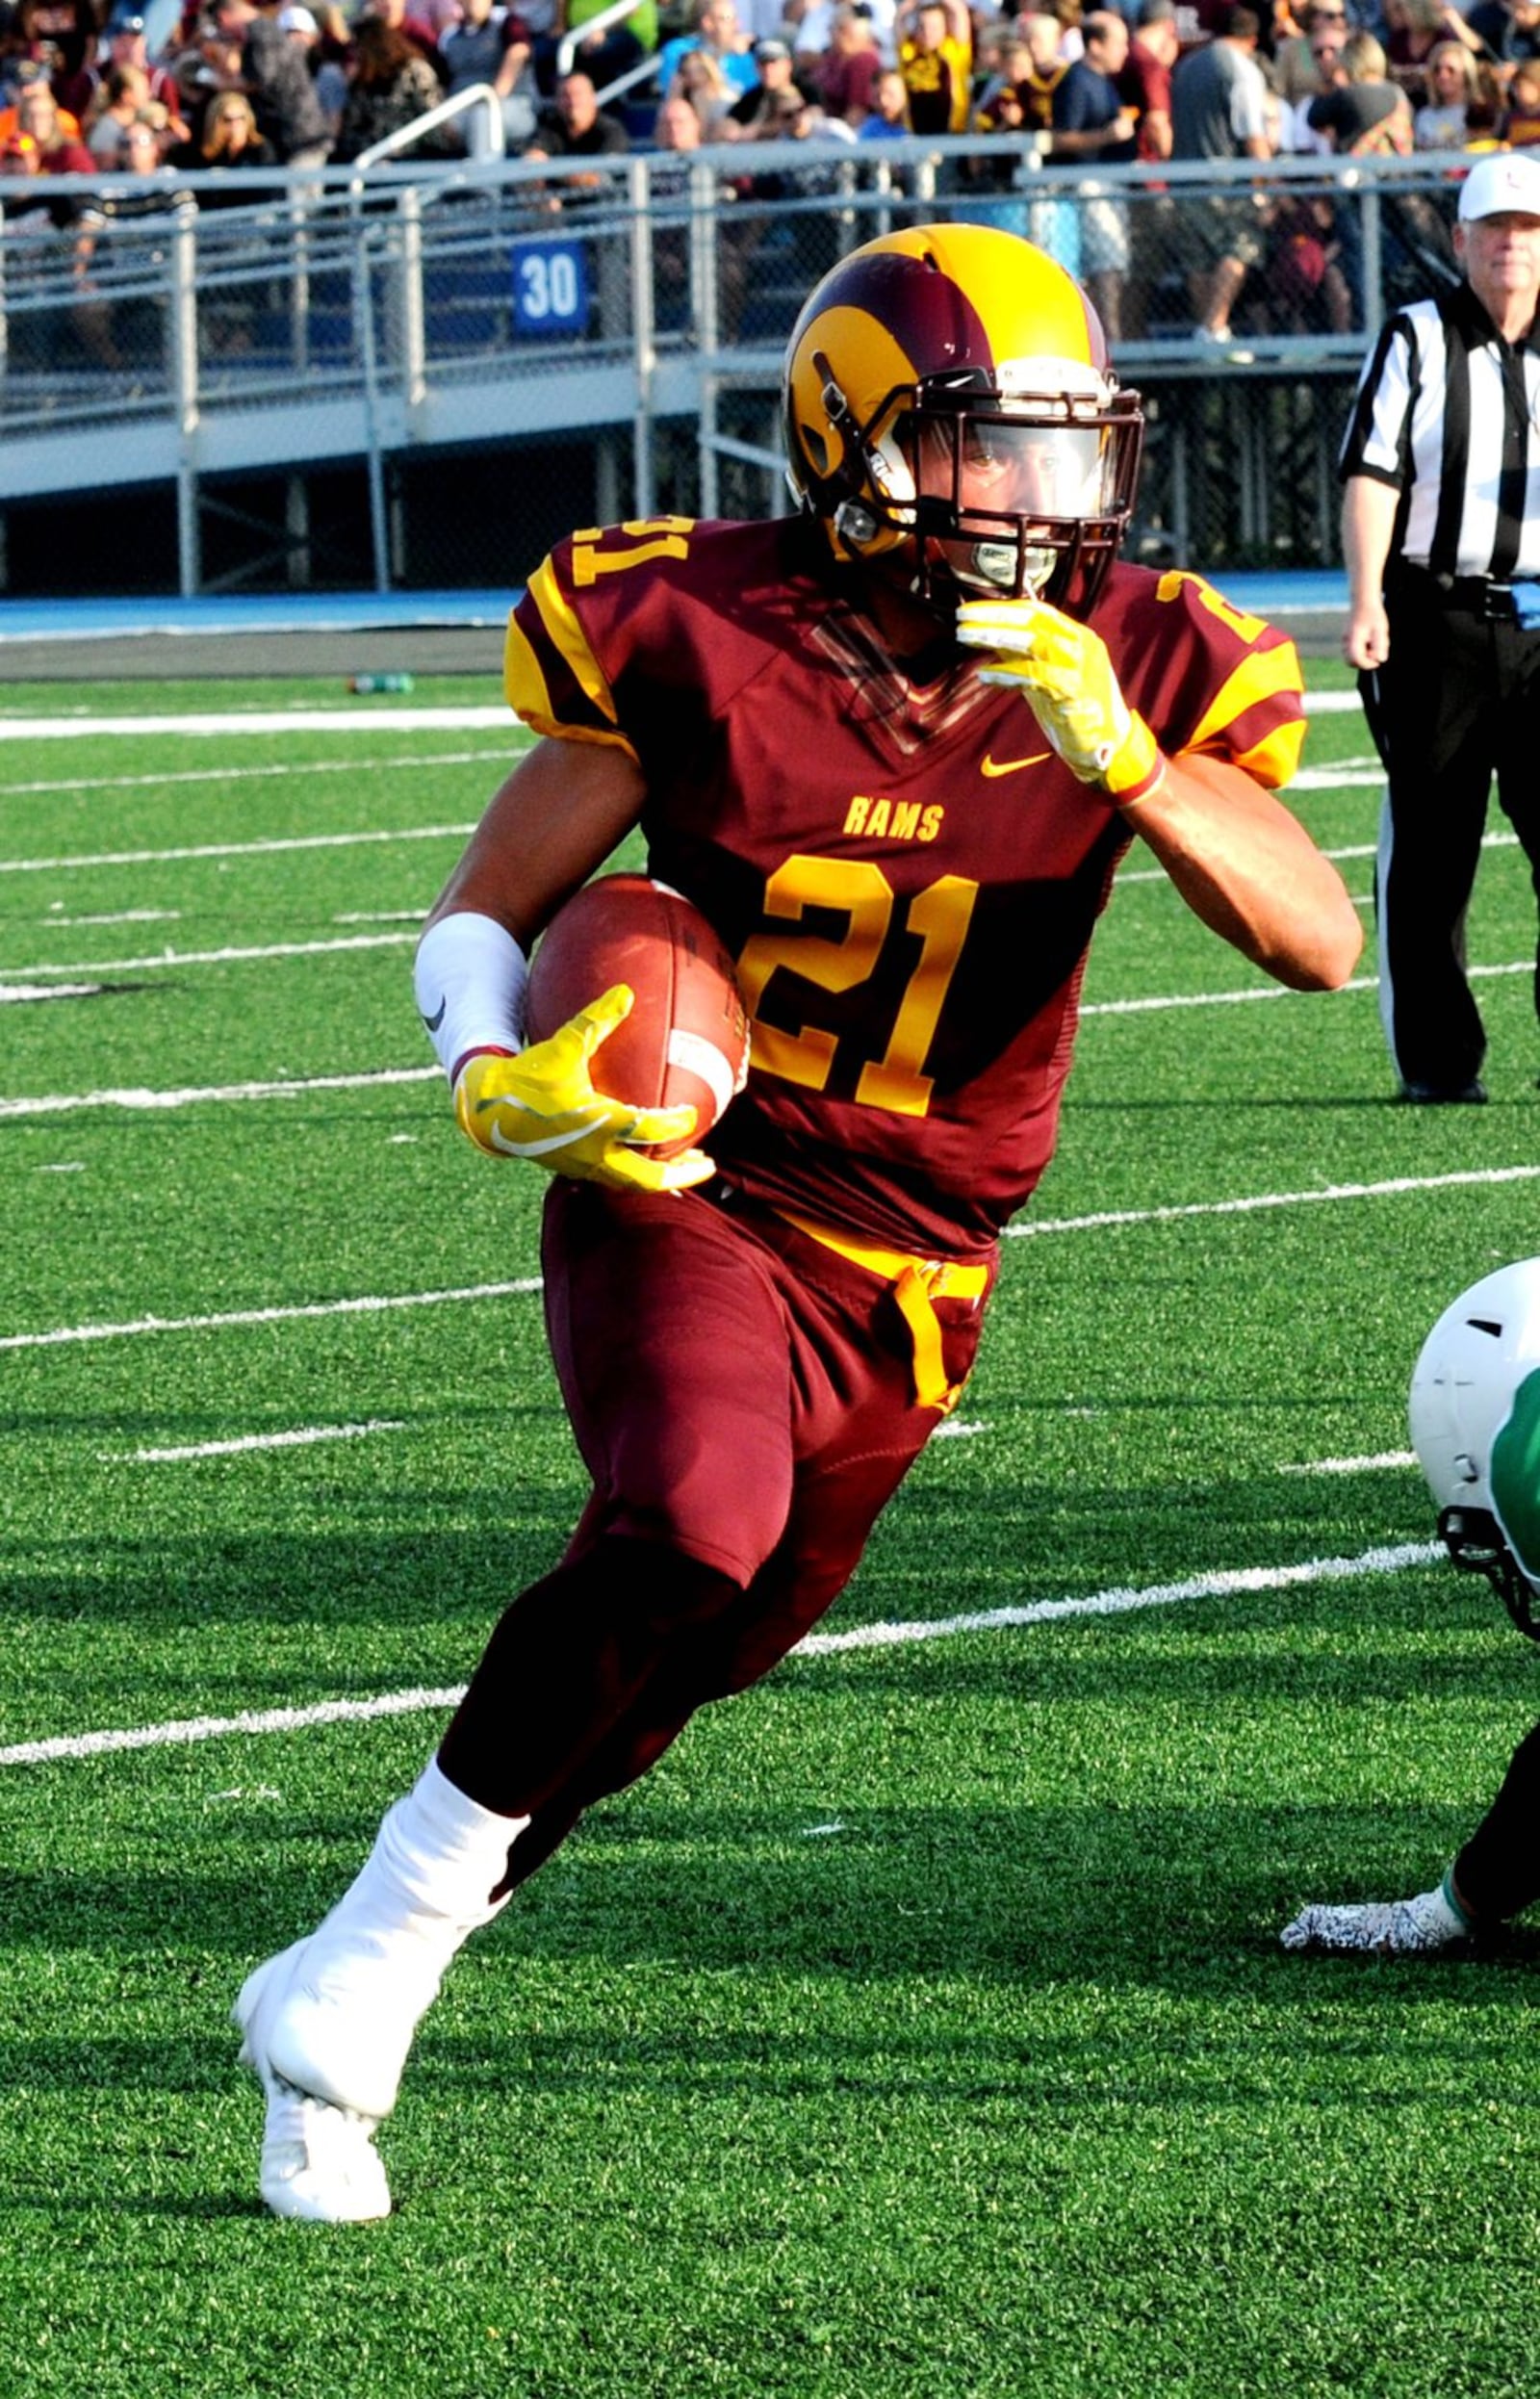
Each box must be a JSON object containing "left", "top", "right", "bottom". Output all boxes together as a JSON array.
[{"left": 1362, "top": 565, "right": 1540, "bottom": 1092}]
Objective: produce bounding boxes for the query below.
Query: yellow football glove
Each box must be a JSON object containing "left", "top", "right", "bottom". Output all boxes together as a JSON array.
[
  {"left": 955, "top": 595, "right": 1167, "bottom": 805},
  {"left": 453, "top": 985, "right": 715, "bottom": 1195}
]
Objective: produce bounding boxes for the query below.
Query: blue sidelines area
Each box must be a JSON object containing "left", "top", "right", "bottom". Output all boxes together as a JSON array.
[{"left": 0, "top": 575, "right": 1349, "bottom": 650}]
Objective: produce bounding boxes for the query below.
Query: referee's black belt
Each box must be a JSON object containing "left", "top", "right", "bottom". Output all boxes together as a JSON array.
[{"left": 1416, "top": 570, "right": 1540, "bottom": 623}]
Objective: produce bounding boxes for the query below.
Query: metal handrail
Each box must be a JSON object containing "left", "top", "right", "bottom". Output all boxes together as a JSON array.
[
  {"left": 555, "top": 0, "right": 647, "bottom": 76},
  {"left": 592, "top": 52, "right": 666, "bottom": 111},
  {"left": 352, "top": 81, "right": 505, "bottom": 173}
]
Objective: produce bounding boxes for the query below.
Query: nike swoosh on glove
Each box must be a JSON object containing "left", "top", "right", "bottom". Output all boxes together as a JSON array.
[
  {"left": 453, "top": 985, "right": 714, "bottom": 1195},
  {"left": 954, "top": 595, "right": 1167, "bottom": 804}
]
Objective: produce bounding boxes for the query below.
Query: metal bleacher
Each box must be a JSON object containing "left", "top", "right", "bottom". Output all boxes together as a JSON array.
[{"left": 0, "top": 139, "right": 1472, "bottom": 595}]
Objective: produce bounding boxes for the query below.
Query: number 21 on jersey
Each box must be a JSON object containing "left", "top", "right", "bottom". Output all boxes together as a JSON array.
[{"left": 736, "top": 857, "right": 979, "bottom": 1120}]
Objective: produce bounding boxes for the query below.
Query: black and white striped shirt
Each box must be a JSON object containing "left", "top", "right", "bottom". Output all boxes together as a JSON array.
[{"left": 1340, "top": 281, "right": 1540, "bottom": 580}]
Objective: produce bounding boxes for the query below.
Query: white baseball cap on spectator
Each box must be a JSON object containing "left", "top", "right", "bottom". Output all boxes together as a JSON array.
[
  {"left": 278, "top": 3, "right": 320, "bottom": 30},
  {"left": 1458, "top": 152, "right": 1540, "bottom": 222}
]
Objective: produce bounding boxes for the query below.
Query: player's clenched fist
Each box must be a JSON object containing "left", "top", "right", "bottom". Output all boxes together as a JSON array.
[
  {"left": 955, "top": 596, "right": 1167, "bottom": 805},
  {"left": 453, "top": 985, "right": 714, "bottom": 1194}
]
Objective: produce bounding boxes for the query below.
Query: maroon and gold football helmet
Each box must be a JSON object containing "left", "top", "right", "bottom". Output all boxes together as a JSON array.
[{"left": 783, "top": 223, "right": 1143, "bottom": 616}]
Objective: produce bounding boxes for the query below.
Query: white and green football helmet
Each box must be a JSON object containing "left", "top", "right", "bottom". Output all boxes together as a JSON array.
[{"left": 1408, "top": 1258, "right": 1540, "bottom": 1641}]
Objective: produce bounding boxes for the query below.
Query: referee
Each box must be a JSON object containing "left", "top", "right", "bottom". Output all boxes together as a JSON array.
[{"left": 1341, "top": 150, "right": 1540, "bottom": 1105}]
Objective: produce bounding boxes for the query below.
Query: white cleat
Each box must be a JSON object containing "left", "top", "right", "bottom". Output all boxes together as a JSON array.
[
  {"left": 234, "top": 1941, "right": 394, "bottom": 2224},
  {"left": 232, "top": 1766, "right": 519, "bottom": 2221},
  {"left": 253, "top": 2079, "right": 393, "bottom": 2224},
  {"left": 1279, "top": 1882, "right": 1470, "bottom": 1956}
]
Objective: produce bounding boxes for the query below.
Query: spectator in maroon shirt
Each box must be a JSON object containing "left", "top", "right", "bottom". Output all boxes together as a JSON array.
[
  {"left": 814, "top": 5, "right": 884, "bottom": 128},
  {"left": 1120, "top": 0, "right": 1180, "bottom": 161}
]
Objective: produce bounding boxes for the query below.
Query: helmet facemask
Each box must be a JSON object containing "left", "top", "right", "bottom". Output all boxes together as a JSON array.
[
  {"left": 799, "top": 354, "right": 1143, "bottom": 618},
  {"left": 1436, "top": 1503, "right": 1540, "bottom": 1642}
]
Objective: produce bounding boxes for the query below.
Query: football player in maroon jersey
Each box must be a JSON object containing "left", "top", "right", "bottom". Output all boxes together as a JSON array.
[{"left": 234, "top": 224, "right": 1362, "bottom": 2221}]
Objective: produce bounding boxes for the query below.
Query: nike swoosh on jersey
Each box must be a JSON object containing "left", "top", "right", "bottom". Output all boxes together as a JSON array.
[{"left": 981, "top": 751, "right": 1052, "bottom": 779}]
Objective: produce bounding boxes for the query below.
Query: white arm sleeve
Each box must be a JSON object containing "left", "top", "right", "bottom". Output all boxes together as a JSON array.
[{"left": 413, "top": 910, "right": 529, "bottom": 1083}]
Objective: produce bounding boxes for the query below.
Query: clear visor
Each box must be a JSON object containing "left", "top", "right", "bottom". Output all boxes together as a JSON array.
[{"left": 911, "top": 414, "right": 1115, "bottom": 525}]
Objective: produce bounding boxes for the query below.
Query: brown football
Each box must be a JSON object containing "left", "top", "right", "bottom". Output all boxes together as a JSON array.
[{"left": 525, "top": 874, "right": 750, "bottom": 1158}]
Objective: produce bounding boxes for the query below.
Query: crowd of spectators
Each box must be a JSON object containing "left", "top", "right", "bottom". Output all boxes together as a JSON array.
[
  {"left": 2, "top": 0, "right": 1539, "bottom": 356},
  {"left": 5, "top": 0, "right": 1539, "bottom": 179}
]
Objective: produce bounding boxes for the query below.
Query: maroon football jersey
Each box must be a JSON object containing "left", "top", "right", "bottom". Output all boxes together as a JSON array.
[{"left": 504, "top": 517, "right": 1304, "bottom": 1259}]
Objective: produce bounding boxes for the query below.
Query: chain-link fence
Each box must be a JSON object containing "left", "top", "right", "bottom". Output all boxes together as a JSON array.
[{"left": 0, "top": 142, "right": 1469, "bottom": 596}]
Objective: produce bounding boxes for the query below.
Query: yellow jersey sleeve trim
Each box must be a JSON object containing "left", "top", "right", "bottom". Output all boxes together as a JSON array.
[
  {"left": 513, "top": 717, "right": 640, "bottom": 758},
  {"left": 503, "top": 610, "right": 639, "bottom": 760},
  {"left": 529, "top": 556, "right": 619, "bottom": 727},
  {"left": 503, "top": 612, "right": 554, "bottom": 724},
  {"left": 1229, "top": 717, "right": 1306, "bottom": 791},
  {"left": 1180, "top": 641, "right": 1303, "bottom": 779}
]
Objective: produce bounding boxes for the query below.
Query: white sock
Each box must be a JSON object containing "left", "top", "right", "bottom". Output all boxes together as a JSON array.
[
  {"left": 311, "top": 1760, "right": 529, "bottom": 1969},
  {"left": 259, "top": 1767, "right": 533, "bottom": 2123},
  {"left": 373, "top": 1758, "right": 530, "bottom": 1925}
]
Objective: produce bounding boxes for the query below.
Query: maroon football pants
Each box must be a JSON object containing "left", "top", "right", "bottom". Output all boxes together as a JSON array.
[{"left": 437, "top": 1178, "right": 990, "bottom": 1870}]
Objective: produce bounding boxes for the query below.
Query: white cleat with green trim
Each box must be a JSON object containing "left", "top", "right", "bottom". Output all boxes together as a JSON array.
[{"left": 1280, "top": 1880, "right": 1472, "bottom": 1955}]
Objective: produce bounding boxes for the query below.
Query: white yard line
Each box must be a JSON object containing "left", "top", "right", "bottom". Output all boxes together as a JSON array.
[
  {"left": 45, "top": 909, "right": 181, "bottom": 928},
  {"left": 0, "top": 1688, "right": 471, "bottom": 1767},
  {"left": 1283, "top": 1451, "right": 1417, "bottom": 1475},
  {"left": 1082, "top": 958, "right": 1528, "bottom": 1018},
  {"left": 1010, "top": 1161, "right": 1540, "bottom": 1240},
  {"left": 6, "top": 1160, "right": 1538, "bottom": 1349},
  {"left": 796, "top": 1541, "right": 1440, "bottom": 1654},
  {"left": 0, "top": 983, "right": 106, "bottom": 1005},
  {"left": 0, "top": 1278, "right": 542, "bottom": 1354},
  {"left": 1, "top": 752, "right": 503, "bottom": 801},
  {"left": 0, "top": 824, "right": 476, "bottom": 876},
  {"left": 107, "top": 1419, "right": 405, "bottom": 1464},
  {"left": 4, "top": 931, "right": 417, "bottom": 979},
  {"left": 0, "top": 1538, "right": 1441, "bottom": 1768},
  {"left": 0, "top": 708, "right": 510, "bottom": 739},
  {"left": 0, "top": 695, "right": 1365, "bottom": 749},
  {"left": 0, "top": 1065, "right": 437, "bottom": 1122}
]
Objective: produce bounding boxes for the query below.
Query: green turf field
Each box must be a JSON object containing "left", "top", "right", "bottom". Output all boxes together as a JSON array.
[{"left": 4, "top": 665, "right": 1539, "bottom": 2399}]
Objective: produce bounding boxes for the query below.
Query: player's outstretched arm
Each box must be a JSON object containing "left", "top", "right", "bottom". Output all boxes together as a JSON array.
[{"left": 1116, "top": 751, "right": 1364, "bottom": 993}]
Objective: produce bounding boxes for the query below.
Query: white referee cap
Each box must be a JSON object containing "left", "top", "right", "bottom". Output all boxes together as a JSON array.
[{"left": 1457, "top": 152, "right": 1540, "bottom": 222}]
